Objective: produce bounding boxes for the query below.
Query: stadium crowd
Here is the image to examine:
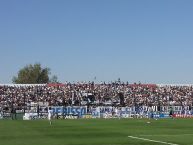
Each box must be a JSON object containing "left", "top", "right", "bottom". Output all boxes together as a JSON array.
[{"left": 0, "top": 82, "right": 193, "bottom": 111}]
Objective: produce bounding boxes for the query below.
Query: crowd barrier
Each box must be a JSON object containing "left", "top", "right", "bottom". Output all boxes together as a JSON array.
[
  {"left": 173, "top": 114, "right": 193, "bottom": 118},
  {"left": 1, "top": 106, "right": 193, "bottom": 120}
]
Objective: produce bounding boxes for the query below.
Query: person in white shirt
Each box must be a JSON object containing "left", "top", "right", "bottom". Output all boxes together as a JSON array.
[
  {"left": 0, "top": 107, "right": 3, "bottom": 119},
  {"left": 118, "top": 108, "right": 122, "bottom": 120},
  {"left": 115, "top": 108, "right": 118, "bottom": 117},
  {"left": 48, "top": 107, "right": 53, "bottom": 125}
]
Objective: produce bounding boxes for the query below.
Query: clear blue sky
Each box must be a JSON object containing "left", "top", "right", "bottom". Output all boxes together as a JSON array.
[{"left": 0, "top": 0, "right": 193, "bottom": 84}]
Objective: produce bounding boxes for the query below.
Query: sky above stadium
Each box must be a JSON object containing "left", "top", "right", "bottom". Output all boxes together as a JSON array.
[{"left": 0, "top": 0, "right": 193, "bottom": 84}]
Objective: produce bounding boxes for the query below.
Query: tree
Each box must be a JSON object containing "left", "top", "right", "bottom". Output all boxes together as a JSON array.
[
  {"left": 49, "top": 75, "right": 59, "bottom": 83},
  {"left": 12, "top": 63, "right": 53, "bottom": 84}
]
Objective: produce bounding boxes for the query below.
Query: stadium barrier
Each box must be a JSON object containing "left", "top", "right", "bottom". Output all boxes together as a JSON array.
[
  {"left": 1, "top": 105, "right": 193, "bottom": 120},
  {"left": 21, "top": 105, "right": 193, "bottom": 120},
  {"left": 173, "top": 114, "right": 193, "bottom": 118}
]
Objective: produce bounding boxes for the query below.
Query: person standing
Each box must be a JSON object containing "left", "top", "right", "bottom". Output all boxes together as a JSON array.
[
  {"left": 118, "top": 108, "right": 122, "bottom": 120},
  {"left": 48, "top": 107, "right": 53, "bottom": 125},
  {"left": 169, "top": 107, "right": 174, "bottom": 119},
  {"left": 11, "top": 107, "right": 16, "bottom": 120}
]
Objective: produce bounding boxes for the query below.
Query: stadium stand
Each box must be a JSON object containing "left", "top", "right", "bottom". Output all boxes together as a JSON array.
[{"left": 0, "top": 82, "right": 193, "bottom": 119}]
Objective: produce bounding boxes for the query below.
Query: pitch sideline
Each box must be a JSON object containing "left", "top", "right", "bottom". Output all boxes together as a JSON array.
[
  {"left": 128, "top": 136, "right": 179, "bottom": 145},
  {"left": 140, "top": 133, "right": 193, "bottom": 136}
]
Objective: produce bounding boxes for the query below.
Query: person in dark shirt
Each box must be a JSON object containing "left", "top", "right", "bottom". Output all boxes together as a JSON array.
[
  {"left": 11, "top": 107, "right": 16, "bottom": 120},
  {"left": 169, "top": 107, "right": 174, "bottom": 119}
]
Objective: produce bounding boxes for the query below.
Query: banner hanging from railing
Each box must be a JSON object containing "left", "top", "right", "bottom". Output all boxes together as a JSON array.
[{"left": 51, "top": 106, "right": 87, "bottom": 117}]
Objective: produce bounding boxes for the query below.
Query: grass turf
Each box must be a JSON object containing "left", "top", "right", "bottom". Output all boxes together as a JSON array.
[{"left": 0, "top": 119, "right": 193, "bottom": 145}]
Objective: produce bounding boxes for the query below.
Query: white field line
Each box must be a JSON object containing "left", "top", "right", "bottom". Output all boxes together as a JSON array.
[
  {"left": 140, "top": 134, "right": 193, "bottom": 136},
  {"left": 128, "top": 136, "right": 179, "bottom": 145}
]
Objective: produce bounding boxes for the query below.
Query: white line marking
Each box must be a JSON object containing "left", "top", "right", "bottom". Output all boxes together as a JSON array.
[
  {"left": 128, "top": 136, "right": 179, "bottom": 145},
  {"left": 140, "top": 134, "right": 193, "bottom": 136}
]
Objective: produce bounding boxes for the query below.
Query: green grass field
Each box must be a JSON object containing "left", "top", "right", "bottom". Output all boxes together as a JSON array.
[{"left": 0, "top": 119, "right": 193, "bottom": 145}]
